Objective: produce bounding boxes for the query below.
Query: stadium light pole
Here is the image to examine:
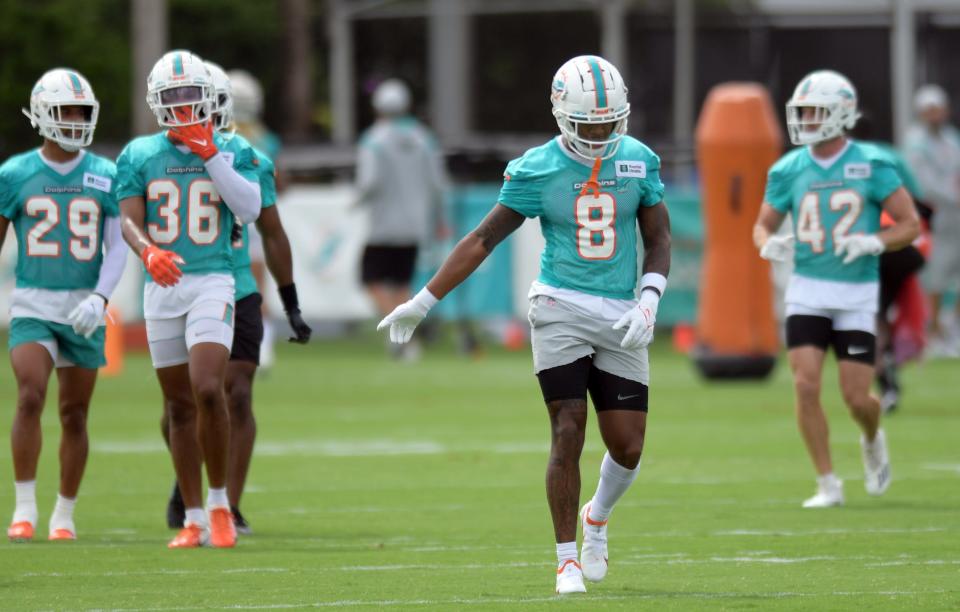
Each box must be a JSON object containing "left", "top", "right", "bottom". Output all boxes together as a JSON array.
[
  {"left": 131, "top": 0, "right": 168, "bottom": 136},
  {"left": 891, "top": 0, "right": 915, "bottom": 147}
]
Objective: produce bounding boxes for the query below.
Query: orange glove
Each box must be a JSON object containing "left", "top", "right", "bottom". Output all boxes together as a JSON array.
[
  {"left": 141, "top": 245, "right": 185, "bottom": 287},
  {"left": 169, "top": 109, "right": 218, "bottom": 160}
]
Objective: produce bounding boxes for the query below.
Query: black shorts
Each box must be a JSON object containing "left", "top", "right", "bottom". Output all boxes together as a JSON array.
[
  {"left": 230, "top": 293, "right": 264, "bottom": 364},
  {"left": 361, "top": 245, "right": 418, "bottom": 285},
  {"left": 536, "top": 355, "right": 649, "bottom": 412},
  {"left": 785, "top": 315, "right": 876, "bottom": 364},
  {"left": 879, "top": 246, "right": 925, "bottom": 313}
]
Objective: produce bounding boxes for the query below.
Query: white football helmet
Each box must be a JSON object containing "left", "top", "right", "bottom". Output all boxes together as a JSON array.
[
  {"left": 551, "top": 55, "right": 630, "bottom": 160},
  {"left": 22, "top": 68, "right": 99, "bottom": 152},
  {"left": 146, "top": 50, "right": 214, "bottom": 128},
  {"left": 786, "top": 70, "right": 860, "bottom": 146},
  {"left": 372, "top": 79, "right": 410, "bottom": 115},
  {"left": 205, "top": 61, "right": 234, "bottom": 134},
  {"left": 227, "top": 69, "right": 264, "bottom": 123}
]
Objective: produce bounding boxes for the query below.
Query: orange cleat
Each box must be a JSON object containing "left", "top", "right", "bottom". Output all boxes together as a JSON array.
[
  {"left": 48, "top": 528, "right": 76, "bottom": 541},
  {"left": 209, "top": 507, "right": 236, "bottom": 548},
  {"left": 8, "top": 521, "right": 34, "bottom": 542},
  {"left": 168, "top": 523, "right": 208, "bottom": 549}
]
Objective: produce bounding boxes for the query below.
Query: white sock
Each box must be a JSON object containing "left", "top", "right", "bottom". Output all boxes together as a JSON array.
[
  {"left": 13, "top": 480, "right": 38, "bottom": 525},
  {"left": 206, "top": 487, "right": 229, "bottom": 510},
  {"left": 184, "top": 507, "right": 207, "bottom": 528},
  {"left": 590, "top": 453, "right": 641, "bottom": 522},
  {"left": 817, "top": 473, "right": 842, "bottom": 490},
  {"left": 49, "top": 494, "right": 76, "bottom": 531},
  {"left": 556, "top": 541, "right": 578, "bottom": 565}
]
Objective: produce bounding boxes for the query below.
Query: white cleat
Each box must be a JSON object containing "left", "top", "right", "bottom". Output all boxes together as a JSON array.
[
  {"left": 555, "top": 559, "right": 587, "bottom": 594},
  {"left": 579, "top": 502, "right": 608, "bottom": 582},
  {"left": 802, "top": 479, "right": 844, "bottom": 508},
  {"left": 861, "top": 429, "right": 892, "bottom": 496}
]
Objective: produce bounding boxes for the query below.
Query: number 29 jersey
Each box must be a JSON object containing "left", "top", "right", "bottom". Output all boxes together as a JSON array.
[
  {"left": 498, "top": 136, "right": 665, "bottom": 300},
  {"left": 0, "top": 150, "right": 118, "bottom": 291},
  {"left": 764, "top": 141, "right": 902, "bottom": 284},
  {"left": 115, "top": 132, "right": 259, "bottom": 281}
]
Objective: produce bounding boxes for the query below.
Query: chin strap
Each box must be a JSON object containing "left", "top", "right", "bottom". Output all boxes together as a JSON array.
[{"left": 579, "top": 157, "right": 603, "bottom": 197}]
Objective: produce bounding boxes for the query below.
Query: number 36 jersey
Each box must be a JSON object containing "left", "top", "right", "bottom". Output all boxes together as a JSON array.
[
  {"left": 115, "top": 132, "right": 258, "bottom": 280},
  {"left": 0, "top": 150, "right": 118, "bottom": 291},
  {"left": 764, "top": 141, "right": 902, "bottom": 284},
  {"left": 498, "top": 136, "right": 665, "bottom": 300}
]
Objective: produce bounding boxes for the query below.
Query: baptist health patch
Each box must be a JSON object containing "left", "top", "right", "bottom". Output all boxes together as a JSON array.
[
  {"left": 83, "top": 172, "right": 112, "bottom": 193},
  {"left": 844, "top": 162, "right": 871, "bottom": 180},
  {"left": 615, "top": 160, "right": 646, "bottom": 178}
]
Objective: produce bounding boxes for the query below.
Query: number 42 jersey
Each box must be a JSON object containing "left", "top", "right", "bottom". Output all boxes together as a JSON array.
[{"left": 498, "top": 136, "right": 665, "bottom": 300}]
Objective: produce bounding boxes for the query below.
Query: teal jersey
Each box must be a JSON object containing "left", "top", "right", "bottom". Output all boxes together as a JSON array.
[
  {"left": 0, "top": 150, "right": 118, "bottom": 290},
  {"left": 230, "top": 137, "right": 277, "bottom": 300},
  {"left": 870, "top": 141, "right": 923, "bottom": 200},
  {"left": 115, "top": 132, "right": 258, "bottom": 280},
  {"left": 764, "top": 141, "right": 902, "bottom": 283},
  {"left": 498, "top": 136, "right": 664, "bottom": 299}
]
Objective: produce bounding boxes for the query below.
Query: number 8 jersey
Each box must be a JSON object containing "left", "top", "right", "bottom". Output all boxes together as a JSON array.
[
  {"left": 115, "top": 132, "right": 258, "bottom": 280},
  {"left": 0, "top": 150, "right": 118, "bottom": 292},
  {"left": 765, "top": 141, "right": 901, "bottom": 284},
  {"left": 498, "top": 136, "right": 665, "bottom": 299}
]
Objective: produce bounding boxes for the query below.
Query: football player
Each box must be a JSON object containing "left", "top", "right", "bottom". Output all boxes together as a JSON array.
[
  {"left": 377, "top": 56, "right": 671, "bottom": 594},
  {"left": 753, "top": 70, "right": 920, "bottom": 507},
  {"left": 116, "top": 50, "right": 261, "bottom": 548},
  {"left": 1, "top": 69, "right": 126, "bottom": 541},
  {"left": 163, "top": 61, "right": 311, "bottom": 535}
]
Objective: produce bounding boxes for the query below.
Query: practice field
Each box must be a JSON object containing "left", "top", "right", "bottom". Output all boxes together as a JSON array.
[{"left": 0, "top": 333, "right": 957, "bottom": 611}]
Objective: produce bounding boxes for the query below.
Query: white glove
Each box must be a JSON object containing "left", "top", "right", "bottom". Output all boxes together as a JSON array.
[
  {"left": 760, "top": 234, "right": 795, "bottom": 262},
  {"left": 613, "top": 290, "right": 659, "bottom": 350},
  {"left": 376, "top": 288, "right": 438, "bottom": 344},
  {"left": 834, "top": 234, "right": 885, "bottom": 264},
  {"left": 68, "top": 294, "right": 107, "bottom": 338}
]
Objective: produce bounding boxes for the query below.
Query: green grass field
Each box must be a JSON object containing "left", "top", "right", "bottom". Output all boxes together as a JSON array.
[{"left": 0, "top": 334, "right": 957, "bottom": 611}]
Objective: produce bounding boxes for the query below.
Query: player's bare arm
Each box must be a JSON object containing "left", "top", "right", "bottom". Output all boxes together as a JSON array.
[
  {"left": 638, "top": 201, "right": 672, "bottom": 278},
  {"left": 425, "top": 204, "right": 525, "bottom": 299},
  {"left": 0, "top": 215, "right": 8, "bottom": 253},
  {"left": 752, "top": 203, "right": 787, "bottom": 250},
  {"left": 256, "top": 206, "right": 294, "bottom": 286},
  {"left": 877, "top": 186, "right": 921, "bottom": 251},
  {"left": 119, "top": 196, "right": 152, "bottom": 256}
]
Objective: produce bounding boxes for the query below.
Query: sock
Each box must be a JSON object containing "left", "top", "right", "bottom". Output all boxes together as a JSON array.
[
  {"left": 817, "top": 473, "right": 842, "bottom": 490},
  {"left": 589, "top": 453, "right": 641, "bottom": 522},
  {"left": 184, "top": 507, "right": 207, "bottom": 528},
  {"left": 556, "top": 541, "right": 578, "bottom": 566},
  {"left": 49, "top": 494, "right": 76, "bottom": 531},
  {"left": 13, "top": 480, "right": 38, "bottom": 525},
  {"left": 206, "top": 487, "right": 229, "bottom": 510}
]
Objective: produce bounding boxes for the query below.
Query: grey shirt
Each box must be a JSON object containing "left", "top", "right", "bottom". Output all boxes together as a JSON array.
[{"left": 356, "top": 117, "right": 448, "bottom": 245}]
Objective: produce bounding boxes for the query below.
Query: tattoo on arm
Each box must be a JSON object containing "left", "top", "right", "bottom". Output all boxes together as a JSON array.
[
  {"left": 638, "top": 202, "right": 671, "bottom": 276},
  {"left": 474, "top": 204, "right": 525, "bottom": 252}
]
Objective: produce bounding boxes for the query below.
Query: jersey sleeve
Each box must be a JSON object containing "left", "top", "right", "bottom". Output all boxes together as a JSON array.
[
  {"left": 256, "top": 153, "right": 277, "bottom": 208},
  {"left": 639, "top": 153, "right": 665, "bottom": 207},
  {"left": 231, "top": 142, "right": 259, "bottom": 183},
  {"left": 497, "top": 157, "right": 544, "bottom": 218},
  {"left": 114, "top": 144, "right": 145, "bottom": 201},
  {"left": 101, "top": 161, "right": 121, "bottom": 217},
  {"left": 870, "top": 156, "right": 903, "bottom": 203},
  {"left": 764, "top": 161, "right": 793, "bottom": 213},
  {"left": 0, "top": 165, "right": 16, "bottom": 220}
]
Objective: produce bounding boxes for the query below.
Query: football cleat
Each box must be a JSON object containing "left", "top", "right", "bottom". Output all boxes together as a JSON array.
[
  {"left": 209, "top": 507, "right": 236, "bottom": 548},
  {"left": 802, "top": 479, "right": 844, "bottom": 508},
  {"left": 555, "top": 559, "right": 587, "bottom": 594},
  {"left": 579, "top": 502, "right": 609, "bottom": 582},
  {"left": 48, "top": 528, "right": 76, "bottom": 541},
  {"left": 232, "top": 506, "right": 251, "bottom": 536},
  {"left": 168, "top": 523, "right": 209, "bottom": 549},
  {"left": 861, "top": 429, "right": 892, "bottom": 496},
  {"left": 7, "top": 521, "right": 35, "bottom": 542}
]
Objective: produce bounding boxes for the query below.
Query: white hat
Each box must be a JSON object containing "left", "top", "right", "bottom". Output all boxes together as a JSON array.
[
  {"left": 914, "top": 84, "right": 948, "bottom": 112},
  {"left": 372, "top": 79, "right": 410, "bottom": 115}
]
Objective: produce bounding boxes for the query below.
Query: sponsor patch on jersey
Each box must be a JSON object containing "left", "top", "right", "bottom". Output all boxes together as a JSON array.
[
  {"left": 615, "top": 160, "right": 646, "bottom": 178},
  {"left": 844, "top": 163, "right": 871, "bottom": 179},
  {"left": 83, "top": 172, "right": 112, "bottom": 193},
  {"left": 220, "top": 151, "right": 235, "bottom": 166},
  {"left": 572, "top": 178, "right": 616, "bottom": 190}
]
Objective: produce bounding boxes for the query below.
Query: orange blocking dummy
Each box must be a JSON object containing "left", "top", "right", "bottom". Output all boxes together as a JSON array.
[{"left": 693, "top": 83, "right": 781, "bottom": 378}]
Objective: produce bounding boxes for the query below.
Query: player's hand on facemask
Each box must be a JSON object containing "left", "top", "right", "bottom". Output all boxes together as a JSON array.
[
  {"left": 68, "top": 294, "right": 107, "bottom": 338},
  {"left": 142, "top": 245, "right": 185, "bottom": 287},
  {"left": 834, "top": 234, "right": 885, "bottom": 264},
  {"left": 377, "top": 289, "right": 438, "bottom": 344},
  {"left": 613, "top": 290, "right": 659, "bottom": 350},
  {"left": 169, "top": 110, "right": 218, "bottom": 160},
  {"left": 760, "top": 234, "right": 795, "bottom": 262}
]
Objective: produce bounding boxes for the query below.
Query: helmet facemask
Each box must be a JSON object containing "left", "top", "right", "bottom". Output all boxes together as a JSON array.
[
  {"left": 786, "top": 102, "right": 853, "bottom": 146},
  {"left": 554, "top": 110, "right": 629, "bottom": 160},
  {"left": 148, "top": 84, "right": 215, "bottom": 128},
  {"left": 23, "top": 101, "right": 99, "bottom": 152}
]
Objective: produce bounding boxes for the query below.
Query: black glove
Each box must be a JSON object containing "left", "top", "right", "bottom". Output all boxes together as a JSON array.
[{"left": 279, "top": 283, "right": 311, "bottom": 343}]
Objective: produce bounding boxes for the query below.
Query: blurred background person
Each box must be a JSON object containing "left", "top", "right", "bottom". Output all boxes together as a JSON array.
[
  {"left": 355, "top": 78, "right": 448, "bottom": 360},
  {"left": 904, "top": 85, "right": 960, "bottom": 358}
]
